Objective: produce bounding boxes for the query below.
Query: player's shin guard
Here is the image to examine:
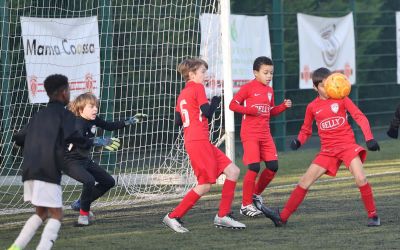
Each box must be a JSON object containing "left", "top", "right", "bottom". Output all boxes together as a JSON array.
[
  {"left": 169, "top": 189, "right": 201, "bottom": 219},
  {"left": 359, "top": 183, "right": 377, "bottom": 218},
  {"left": 242, "top": 170, "right": 258, "bottom": 206},
  {"left": 36, "top": 218, "right": 61, "bottom": 250},
  {"left": 254, "top": 168, "right": 276, "bottom": 195},
  {"left": 13, "top": 214, "right": 43, "bottom": 249},
  {"left": 280, "top": 185, "right": 308, "bottom": 222},
  {"left": 218, "top": 179, "right": 236, "bottom": 217}
]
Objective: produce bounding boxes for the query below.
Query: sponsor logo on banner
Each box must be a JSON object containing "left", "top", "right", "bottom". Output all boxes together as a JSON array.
[
  {"left": 297, "top": 13, "right": 356, "bottom": 89},
  {"left": 199, "top": 14, "right": 272, "bottom": 96},
  {"left": 21, "top": 16, "right": 101, "bottom": 103}
]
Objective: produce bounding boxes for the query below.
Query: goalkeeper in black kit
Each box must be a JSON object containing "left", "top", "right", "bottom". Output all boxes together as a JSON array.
[
  {"left": 64, "top": 92, "right": 147, "bottom": 226},
  {"left": 387, "top": 104, "right": 400, "bottom": 139}
]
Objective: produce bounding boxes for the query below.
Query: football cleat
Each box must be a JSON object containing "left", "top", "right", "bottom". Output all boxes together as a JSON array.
[
  {"left": 240, "top": 204, "right": 262, "bottom": 217},
  {"left": 253, "top": 194, "right": 264, "bottom": 211},
  {"left": 70, "top": 199, "right": 81, "bottom": 211},
  {"left": 214, "top": 213, "right": 246, "bottom": 229},
  {"left": 76, "top": 215, "right": 90, "bottom": 226},
  {"left": 260, "top": 205, "right": 285, "bottom": 227},
  {"left": 162, "top": 214, "right": 189, "bottom": 233},
  {"left": 367, "top": 216, "right": 381, "bottom": 227}
]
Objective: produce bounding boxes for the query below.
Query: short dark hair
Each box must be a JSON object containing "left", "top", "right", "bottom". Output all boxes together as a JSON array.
[
  {"left": 253, "top": 56, "right": 273, "bottom": 71},
  {"left": 312, "top": 67, "right": 331, "bottom": 88},
  {"left": 44, "top": 74, "right": 69, "bottom": 97}
]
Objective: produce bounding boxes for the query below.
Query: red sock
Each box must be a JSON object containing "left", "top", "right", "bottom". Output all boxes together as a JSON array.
[
  {"left": 280, "top": 185, "right": 308, "bottom": 222},
  {"left": 218, "top": 179, "right": 236, "bottom": 217},
  {"left": 80, "top": 209, "right": 89, "bottom": 216},
  {"left": 242, "top": 170, "right": 258, "bottom": 206},
  {"left": 254, "top": 168, "right": 276, "bottom": 195},
  {"left": 169, "top": 189, "right": 201, "bottom": 219},
  {"left": 359, "top": 183, "right": 377, "bottom": 218}
]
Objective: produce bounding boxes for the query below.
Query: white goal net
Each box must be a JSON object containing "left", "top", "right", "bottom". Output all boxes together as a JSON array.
[{"left": 0, "top": 0, "right": 226, "bottom": 214}]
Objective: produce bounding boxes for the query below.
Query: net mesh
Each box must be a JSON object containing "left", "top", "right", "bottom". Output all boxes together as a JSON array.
[{"left": 0, "top": 0, "right": 224, "bottom": 214}]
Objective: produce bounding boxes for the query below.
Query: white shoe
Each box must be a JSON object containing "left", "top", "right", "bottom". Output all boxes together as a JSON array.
[
  {"left": 253, "top": 194, "right": 264, "bottom": 210},
  {"left": 89, "top": 211, "right": 95, "bottom": 221},
  {"left": 162, "top": 214, "right": 189, "bottom": 233},
  {"left": 240, "top": 204, "right": 263, "bottom": 217},
  {"left": 77, "top": 215, "right": 90, "bottom": 226},
  {"left": 214, "top": 213, "right": 246, "bottom": 229}
]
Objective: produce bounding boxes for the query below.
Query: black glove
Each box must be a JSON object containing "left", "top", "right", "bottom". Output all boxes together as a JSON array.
[
  {"left": 211, "top": 96, "right": 221, "bottom": 107},
  {"left": 386, "top": 127, "right": 398, "bottom": 139},
  {"left": 366, "top": 139, "right": 380, "bottom": 151},
  {"left": 290, "top": 139, "right": 301, "bottom": 150}
]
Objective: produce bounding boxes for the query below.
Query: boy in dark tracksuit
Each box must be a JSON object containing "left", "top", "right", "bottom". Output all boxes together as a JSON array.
[
  {"left": 8, "top": 74, "right": 86, "bottom": 250},
  {"left": 64, "top": 92, "right": 146, "bottom": 226}
]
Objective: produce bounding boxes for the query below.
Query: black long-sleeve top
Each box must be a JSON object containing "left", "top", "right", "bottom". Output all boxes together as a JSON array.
[{"left": 64, "top": 116, "right": 125, "bottom": 161}]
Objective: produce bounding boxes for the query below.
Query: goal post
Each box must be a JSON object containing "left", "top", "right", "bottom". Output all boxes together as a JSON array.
[{"left": 0, "top": 0, "right": 234, "bottom": 214}]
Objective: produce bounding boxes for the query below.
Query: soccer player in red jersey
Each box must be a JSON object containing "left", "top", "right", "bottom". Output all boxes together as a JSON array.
[
  {"left": 229, "top": 56, "right": 292, "bottom": 217},
  {"left": 263, "top": 67, "right": 381, "bottom": 227},
  {"left": 162, "top": 58, "right": 245, "bottom": 232}
]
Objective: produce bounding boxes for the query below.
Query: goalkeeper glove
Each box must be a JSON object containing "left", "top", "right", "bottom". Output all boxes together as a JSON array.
[
  {"left": 366, "top": 139, "right": 380, "bottom": 151},
  {"left": 290, "top": 139, "right": 301, "bottom": 150},
  {"left": 124, "top": 113, "right": 148, "bottom": 126},
  {"left": 93, "top": 137, "right": 121, "bottom": 151}
]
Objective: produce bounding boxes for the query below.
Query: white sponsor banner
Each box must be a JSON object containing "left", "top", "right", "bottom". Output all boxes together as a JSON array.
[
  {"left": 21, "top": 16, "right": 100, "bottom": 103},
  {"left": 200, "top": 14, "right": 271, "bottom": 95},
  {"left": 297, "top": 13, "right": 355, "bottom": 89},
  {"left": 397, "top": 12, "right": 400, "bottom": 84}
]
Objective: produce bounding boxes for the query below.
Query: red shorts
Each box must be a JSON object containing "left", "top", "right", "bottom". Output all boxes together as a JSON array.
[
  {"left": 312, "top": 144, "right": 367, "bottom": 177},
  {"left": 242, "top": 139, "right": 278, "bottom": 166},
  {"left": 185, "top": 140, "right": 232, "bottom": 184}
]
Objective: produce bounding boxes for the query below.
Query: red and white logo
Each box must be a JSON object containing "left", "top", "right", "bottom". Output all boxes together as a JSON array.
[
  {"left": 319, "top": 116, "right": 345, "bottom": 130},
  {"left": 29, "top": 75, "right": 38, "bottom": 97},
  {"left": 330, "top": 103, "right": 339, "bottom": 113},
  {"left": 252, "top": 104, "right": 270, "bottom": 115},
  {"left": 85, "top": 73, "right": 94, "bottom": 92}
]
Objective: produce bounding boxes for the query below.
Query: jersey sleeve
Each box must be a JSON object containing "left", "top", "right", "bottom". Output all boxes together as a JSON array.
[
  {"left": 344, "top": 97, "right": 374, "bottom": 141},
  {"left": 297, "top": 104, "right": 314, "bottom": 145},
  {"left": 229, "top": 85, "right": 258, "bottom": 115},
  {"left": 94, "top": 116, "right": 126, "bottom": 130}
]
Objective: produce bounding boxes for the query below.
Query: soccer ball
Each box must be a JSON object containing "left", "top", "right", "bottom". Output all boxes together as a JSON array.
[{"left": 324, "top": 73, "right": 351, "bottom": 99}]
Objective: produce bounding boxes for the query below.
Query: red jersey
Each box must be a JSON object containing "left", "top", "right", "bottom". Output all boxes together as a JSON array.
[
  {"left": 229, "top": 79, "right": 287, "bottom": 140},
  {"left": 176, "top": 81, "right": 209, "bottom": 142},
  {"left": 297, "top": 96, "right": 374, "bottom": 150}
]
